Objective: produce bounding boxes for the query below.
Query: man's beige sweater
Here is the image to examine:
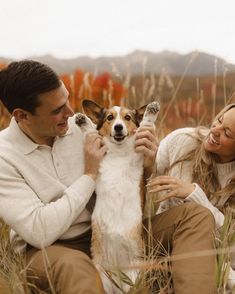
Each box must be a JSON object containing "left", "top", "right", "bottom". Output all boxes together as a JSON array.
[{"left": 0, "top": 117, "right": 95, "bottom": 250}]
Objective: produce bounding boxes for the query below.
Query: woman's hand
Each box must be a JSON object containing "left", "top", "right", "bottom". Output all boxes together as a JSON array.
[
  {"left": 135, "top": 126, "right": 158, "bottom": 177},
  {"left": 147, "top": 175, "right": 195, "bottom": 202}
]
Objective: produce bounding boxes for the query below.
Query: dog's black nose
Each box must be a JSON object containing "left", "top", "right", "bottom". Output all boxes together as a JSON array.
[{"left": 114, "top": 124, "right": 123, "bottom": 132}]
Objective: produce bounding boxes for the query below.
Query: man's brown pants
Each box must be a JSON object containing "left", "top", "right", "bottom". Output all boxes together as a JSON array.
[
  {"left": 26, "top": 203, "right": 216, "bottom": 294},
  {"left": 0, "top": 277, "right": 11, "bottom": 294}
]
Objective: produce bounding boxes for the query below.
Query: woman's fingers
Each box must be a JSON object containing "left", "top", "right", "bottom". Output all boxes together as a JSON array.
[
  {"left": 147, "top": 176, "right": 177, "bottom": 187},
  {"left": 147, "top": 176, "right": 195, "bottom": 201}
]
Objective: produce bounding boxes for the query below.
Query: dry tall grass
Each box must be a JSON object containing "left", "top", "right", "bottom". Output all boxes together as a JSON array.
[{"left": 0, "top": 219, "right": 57, "bottom": 294}]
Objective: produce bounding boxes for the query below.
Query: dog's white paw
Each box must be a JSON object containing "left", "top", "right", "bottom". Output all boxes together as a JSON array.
[
  {"left": 75, "top": 113, "right": 88, "bottom": 127},
  {"left": 75, "top": 112, "right": 97, "bottom": 133},
  {"left": 140, "top": 101, "right": 160, "bottom": 127},
  {"left": 146, "top": 101, "right": 160, "bottom": 115}
]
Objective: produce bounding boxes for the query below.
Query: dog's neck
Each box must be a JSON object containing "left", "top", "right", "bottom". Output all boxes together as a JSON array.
[{"left": 103, "top": 136, "right": 137, "bottom": 156}]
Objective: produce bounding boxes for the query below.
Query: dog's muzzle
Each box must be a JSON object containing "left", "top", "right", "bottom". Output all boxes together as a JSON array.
[{"left": 113, "top": 124, "right": 126, "bottom": 142}]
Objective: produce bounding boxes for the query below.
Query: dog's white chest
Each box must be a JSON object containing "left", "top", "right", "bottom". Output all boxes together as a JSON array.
[{"left": 92, "top": 146, "right": 143, "bottom": 232}]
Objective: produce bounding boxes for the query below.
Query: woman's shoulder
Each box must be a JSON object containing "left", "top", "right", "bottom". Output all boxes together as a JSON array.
[
  {"left": 159, "top": 127, "right": 201, "bottom": 158},
  {"left": 163, "top": 127, "right": 196, "bottom": 143}
]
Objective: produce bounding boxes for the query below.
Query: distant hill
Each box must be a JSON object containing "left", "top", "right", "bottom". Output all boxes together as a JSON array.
[{"left": 1, "top": 50, "right": 235, "bottom": 76}]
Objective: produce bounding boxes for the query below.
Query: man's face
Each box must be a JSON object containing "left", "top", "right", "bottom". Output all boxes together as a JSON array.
[{"left": 25, "top": 82, "right": 74, "bottom": 145}]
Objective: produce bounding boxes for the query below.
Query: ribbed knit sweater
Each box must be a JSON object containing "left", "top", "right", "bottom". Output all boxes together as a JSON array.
[{"left": 156, "top": 128, "right": 235, "bottom": 228}]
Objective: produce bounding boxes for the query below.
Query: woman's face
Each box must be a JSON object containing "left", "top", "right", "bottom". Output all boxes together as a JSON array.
[{"left": 204, "top": 107, "right": 235, "bottom": 163}]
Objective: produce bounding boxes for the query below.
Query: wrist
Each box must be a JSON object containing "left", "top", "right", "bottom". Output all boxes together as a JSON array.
[
  {"left": 189, "top": 183, "right": 196, "bottom": 194},
  {"left": 144, "top": 161, "right": 156, "bottom": 177}
]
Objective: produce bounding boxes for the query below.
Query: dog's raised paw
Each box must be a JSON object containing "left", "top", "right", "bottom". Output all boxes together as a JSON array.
[
  {"left": 146, "top": 101, "right": 160, "bottom": 115},
  {"left": 75, "top": 113, "right": 87, "bottom": 126},
  {"left": 140, "top": 101, "right": 160, "bottom": 127}
]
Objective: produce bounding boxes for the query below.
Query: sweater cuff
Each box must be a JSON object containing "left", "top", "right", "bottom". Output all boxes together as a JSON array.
[
  {"left": 185, "top": 183, "right": 225, "bottom": 228},
  {"left": 185, "top": 183, "right": 207, "bottom": 203}
]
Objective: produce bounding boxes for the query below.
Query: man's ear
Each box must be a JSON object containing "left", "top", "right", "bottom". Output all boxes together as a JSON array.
[
  {"left": 82, "top": 99, "right": 106, "bottom": 125},
  {"left": 12, "top": 108, "right": 29, "bottom": 123},
  {"left": 134, "top": 104, "right": 148, "bottom": 126}
]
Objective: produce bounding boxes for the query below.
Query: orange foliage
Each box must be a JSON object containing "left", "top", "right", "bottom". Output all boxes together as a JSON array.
[
  {"left": 112, "top": 82, "right": 126, "bottom": 106},
  {"left": 61, "top": 70, "right": 127, "bottom": 111},
  {"left": 0, "top": 63, "right": 7, "bottom": 70},
  {"left": 0, "top": 62, "right": 126, "bottom": 114}
]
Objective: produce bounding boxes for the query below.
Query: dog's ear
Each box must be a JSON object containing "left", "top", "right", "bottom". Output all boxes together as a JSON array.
[
  {"left": 134, "top": 104, "right": 148, "bottom": 126},
  {"left": 82, "top": 99, "right": 106, "bottom": 125}
]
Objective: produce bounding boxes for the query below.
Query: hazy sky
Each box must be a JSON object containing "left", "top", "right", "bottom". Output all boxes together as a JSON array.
[{"left": 1, "top": 0, "right": 235, "bottom": 63}]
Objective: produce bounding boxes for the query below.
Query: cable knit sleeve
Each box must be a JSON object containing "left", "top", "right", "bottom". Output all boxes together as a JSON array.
[
  {"left": 156, "top": 132, "right": 170, "bottom": 176},
  {"left": 156, "top": 128, "right": 195, "bottom": 175},
  {"left": 185, "top": 184, "right": 225, "bottom": 228}
]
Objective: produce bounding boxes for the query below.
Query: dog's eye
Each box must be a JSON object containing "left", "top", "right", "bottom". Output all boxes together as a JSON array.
[
  {"left": 107, "top": 114, "right": 114, "bottom": 121},
  {"left": 125, "top": 115, "right": 131, "bottom": 121}
]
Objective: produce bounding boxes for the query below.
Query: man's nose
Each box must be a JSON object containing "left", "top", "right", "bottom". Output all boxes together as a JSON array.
[{"left": 64, "top": 104, "right": 74, "bottom": 117}]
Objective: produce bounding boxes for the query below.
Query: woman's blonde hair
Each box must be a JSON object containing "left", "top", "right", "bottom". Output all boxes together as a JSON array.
[{"left": 170, "top": 104, "right": 235, "bottom": 204}]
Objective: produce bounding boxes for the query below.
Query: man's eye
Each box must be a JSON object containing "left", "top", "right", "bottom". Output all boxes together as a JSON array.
[
  {"left": 107, "top": 114, "right": 114, "bottom": 121},
  {"left": 125, "top": 115, "right": 131, "bottom": 121},
  {"left": 52, "top": 108, "right": 62, "bottom": 115}
]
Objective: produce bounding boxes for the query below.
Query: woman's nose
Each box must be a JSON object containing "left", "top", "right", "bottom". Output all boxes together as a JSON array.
[{"left": 211, "top": 125, "right": 220, "bottom": 137}]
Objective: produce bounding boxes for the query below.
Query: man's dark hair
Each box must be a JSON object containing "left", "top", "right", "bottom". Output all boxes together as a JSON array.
[{"left": 0, "top": 60, "right": 61, "bottom": 114}]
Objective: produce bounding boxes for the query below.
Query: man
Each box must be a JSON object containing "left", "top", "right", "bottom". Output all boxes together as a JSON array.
[{"left": 0, "top": 60, "right": 216, "bottom": 294}]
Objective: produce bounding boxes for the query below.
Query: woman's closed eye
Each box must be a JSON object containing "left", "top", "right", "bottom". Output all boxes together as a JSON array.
[{"left": 217, "top": 116, "right": 223, "bottom": 124}]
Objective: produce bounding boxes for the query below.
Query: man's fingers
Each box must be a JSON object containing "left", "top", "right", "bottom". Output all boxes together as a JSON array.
[
  {"left": 86, "top": 132, "right": 102, "bottom": 142},
  {"left": 85, "top": 133, "right": 106, "bottom": 149}
]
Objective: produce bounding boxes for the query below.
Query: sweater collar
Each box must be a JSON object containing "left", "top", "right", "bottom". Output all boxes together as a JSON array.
[
  {"left": 8, "top": 118, "right": 72, "bottom": 155},
  {"left": 216, "top": 160, "right": 235, "bottom": 176}
]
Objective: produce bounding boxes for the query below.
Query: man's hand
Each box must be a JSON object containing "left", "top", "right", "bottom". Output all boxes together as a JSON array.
[
  {"left": 135, "top": 126, "right": 158, "bottom": 177},
  {"left": 147, "top": 175, "right": 195, "bottom": 202},
  {"left": 84, "top": 133, "right": 107, "bottom": 180}
]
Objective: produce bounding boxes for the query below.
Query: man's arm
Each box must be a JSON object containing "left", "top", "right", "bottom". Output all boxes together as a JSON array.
[
  {"left": 0, "top": 133, "right": 107, "bottom": 249},
  {"left": 0, "top": 156, "right": 95, "bottom": 248}
]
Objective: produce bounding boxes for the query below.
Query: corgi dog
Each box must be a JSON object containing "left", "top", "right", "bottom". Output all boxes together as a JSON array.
[{"left": 75, "top": 100, "right": 160, "bottom": 294}]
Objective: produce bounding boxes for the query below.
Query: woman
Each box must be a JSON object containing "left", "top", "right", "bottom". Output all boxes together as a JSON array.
[{"left": 147, "top": 103, "right": 235, "bottom": 290}]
